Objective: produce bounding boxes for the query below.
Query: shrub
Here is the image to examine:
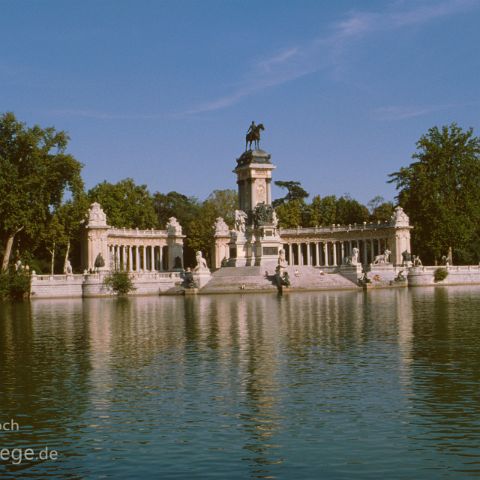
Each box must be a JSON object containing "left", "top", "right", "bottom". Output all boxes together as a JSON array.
[
  {"left": 103, "top": 270, "right": 135, "bottom": 296},
  {"left": 434, "top": 267, "right": 449, "bottom": 283},
  {"left": 0, "top": 271, "right": 31, "bottom": 300}
]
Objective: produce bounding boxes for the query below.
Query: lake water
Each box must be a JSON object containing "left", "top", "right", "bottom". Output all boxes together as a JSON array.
[{"left": 1, "top": 287, "right": 480, "bottom": 479}]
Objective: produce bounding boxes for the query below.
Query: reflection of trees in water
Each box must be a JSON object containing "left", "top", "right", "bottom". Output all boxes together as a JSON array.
[
  {"left": 408, "top": 287, "right": 480, "bottom": 472},
  {"left": 0, "top": 299, "right": 90, "bottom": 478}
]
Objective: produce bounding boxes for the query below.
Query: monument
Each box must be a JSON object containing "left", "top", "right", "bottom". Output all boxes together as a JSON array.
[{"left": 228, "top": 122, "right": 283, "bottom": 267}]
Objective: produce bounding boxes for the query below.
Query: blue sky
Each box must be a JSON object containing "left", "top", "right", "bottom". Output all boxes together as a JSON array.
[{"left": 2, "top": 0, "right": 480, "bottom": 205}]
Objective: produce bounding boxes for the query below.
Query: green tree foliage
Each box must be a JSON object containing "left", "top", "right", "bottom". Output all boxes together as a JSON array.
[
  {"left": 368, "top": 196, "right": 394, "bottom": 223},
  {"left": 272, "top": 180, "right": 309, "bottom": 207},
  {"left": 306, "top": 195, "right": 337, "bottom": 226},
  {"left": 389, "top": 123, "right": 480, "bottom": 264},
  {"left": 203, "top": 189, "right": 237, "bottom": 227},
  {"left": 104, "top": 270, "right": 135, "bottom": 295},
  {"left": 274, "top": 183, "right": 371, "bottom": 228},
  {"left": 0, "top": 112, "right": 84, "bottom": 271},
  {"left": 153, "top": 191, "right": 200, "bottom": 228},
  {"left": 0, "top": 270, "right": 31, "bottom": 300},
  {"left": 185, "top": 190, "right": 237, "bottom": 266},
  {"left": 88, "top": 178, "right": 158, "bottom": 229},
  {"left": 335, "top": 195, "right": 369, "bottom": 225},
  {"left": 275, "top": 199, "right": 305, "bottom": 228}
]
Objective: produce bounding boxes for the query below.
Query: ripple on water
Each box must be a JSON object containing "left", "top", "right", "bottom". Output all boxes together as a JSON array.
[{"left": 1, "top": 288, "right": 480, "bottom": 478}]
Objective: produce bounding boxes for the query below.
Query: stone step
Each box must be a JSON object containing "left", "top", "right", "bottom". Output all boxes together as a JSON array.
[{"left": 201, "top": 265, "right": 358, "bottom": 293}]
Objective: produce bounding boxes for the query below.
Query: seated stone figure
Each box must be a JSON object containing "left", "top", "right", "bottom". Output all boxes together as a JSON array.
[
  {"left": 345, "top": 247, "right": 360, "bottom": 266},
  {"left": 194, "top": 251, "right": 209, "bottom": 272},
  {"left": 372, "top": 249, "right": 391, "bottom": 265}
]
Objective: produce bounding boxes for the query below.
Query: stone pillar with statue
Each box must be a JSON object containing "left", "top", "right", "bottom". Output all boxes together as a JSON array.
[
  {"left": 227, "top": 122, "right": 283, "bottom": 268},
  {"left": 81, "top": 202, "right": 110, "bottom": 272}
]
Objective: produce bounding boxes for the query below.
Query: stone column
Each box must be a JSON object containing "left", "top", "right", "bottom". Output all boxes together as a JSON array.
[
  {"left": 288, "top": 243, "right": 293, "bottom": 265},
  {"left": 316, "top": 243, "right": 320, "bottom": 266},
  {"left": 340, "top": 241, "right": 345, "bottom": 265},
  {"left": 324, "top": 243, "right": 329, "bottom": 266},
  {"left": 150, "top": 245, "right": 155, "bottom": 271},
  {"left": 306, "top": 243, "right": 311, "bottom": 266},
  {"left": 159, "top": 245, "right": 163, "bottom": 271},
  {"left": 333, "top": 242, "right": 337, "bottom": 266},
  {"left": 136, "top": 246, "right": 140, "bottom": 272}
]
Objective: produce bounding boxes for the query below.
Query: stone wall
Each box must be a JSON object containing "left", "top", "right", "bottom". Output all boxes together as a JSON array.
[
  {"left": 408, "top": 265, "right": 480, "bottom": 286},
  {"left": 30, "top": 272, "right": 182, "bottom": 299}
]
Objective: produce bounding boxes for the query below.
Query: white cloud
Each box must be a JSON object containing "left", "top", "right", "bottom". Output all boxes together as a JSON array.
[
  {"left": 50, "top": 109, "right": 166, "bottom": 120},
  {"left": 185, "top": 0, "right": 480, "bottom": 115},
  {"left": 373, "top": 100, "right": 480, "bottom": 120}
]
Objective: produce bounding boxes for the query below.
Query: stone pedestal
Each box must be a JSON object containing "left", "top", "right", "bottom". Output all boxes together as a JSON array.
[
  {"left": 339, "top": 264, "right": 363, "bottom": 284},
  {"left": 367, "top": 263, "right": 397, "bottom": 285},
  {"left": 228, "top": 231, "right": 251, "bottom": 267},
  {"left": 252, "top": 225, "right": 283, "bottom": 268},
  {"left": 192, "top": 270, "right": 212, "bottom": 288}
]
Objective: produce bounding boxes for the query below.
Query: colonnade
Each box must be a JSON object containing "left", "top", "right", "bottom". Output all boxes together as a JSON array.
[
  {"left": 283, "top": 238, "right": 390, "bottom": 267},
  {"left": 108, "top": 244, "right": 167, "bottom": 272}
]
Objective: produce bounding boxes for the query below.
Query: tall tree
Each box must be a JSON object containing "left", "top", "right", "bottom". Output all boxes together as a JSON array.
[
  {"left": 185, "top": 189, "right": 238, "bottom": 266},
  {"left": 0, "top": 112, "right": 84, "bottom": 271},
  {"left": 88, "top": 178, "right": 158, "bottom": 229},
  {"left": 389, "top": 123, "right": 480, "bottom": 264},
  {"left": 153, "top": 191, "right": 200, "bottom": 229},
  {"left": 273, "top": 180, "right": 309, "bottom": 207},
  {"left": 335, "top": 195, "right": 369, "bottom": 225},
  {"left": 368, "top": 196, "right": 394, "bottom": 223},
  {"left": 203, "top": 189, "right": 237, "bottom": 227},
  {"left": 275, "top": 199, "right": 305, "bottom": 228},
  {"left": 305, "top": 195, "right": 337, "bottom": 226}
]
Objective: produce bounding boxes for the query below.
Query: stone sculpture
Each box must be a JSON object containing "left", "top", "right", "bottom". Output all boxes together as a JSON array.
[
  {"left": 166, "top": 217, "right": 182, "bottom": 235},
  {"left": 194, "top": 251, "right": 209, "bottom": 272},
  {"left": 214, "top": 217, "right": 229, "bottom": 236},
  {"left": 402, "top": 250, "right": 412, "bottom": 267},
  {"left": 272, "top": 209, "right": 278, "bottom": 227},
  {"left": 234, "top": 210, "right": 248, "bottom": 233},
  {"left": 253, "top": 202, "right": 274, "bottom": 228},
  {"left": 94, "top": 253, "right": 105, "bottom": 270},
  {"left": 87, "top": 202, "right": 107, "bottom": 227},
  {"left": 391, "top": 206, "right": 409, "bottom": 227},
  {"left": 64, "top": 259, "right": 73, "bottom": 274},
  {"left": 346, "top": 247, "right": 360, "bottom": 266},
  {"left": 372, "top": 249, "right": 391, "bottom": 265},
  {"left": 245, "top": 121, "right": 265, "bottom": 151},
  {"left": 412, "top": 255, "right": 423, "bottom": 266}
]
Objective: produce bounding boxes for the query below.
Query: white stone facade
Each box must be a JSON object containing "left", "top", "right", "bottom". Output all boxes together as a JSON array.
[{"left": 81, "top": 203, "right": 185, "bottom": 273}]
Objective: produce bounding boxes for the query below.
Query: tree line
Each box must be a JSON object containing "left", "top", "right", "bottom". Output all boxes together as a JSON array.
[{"left": 1, "top": 112, "right": 480, "bottom": 276}]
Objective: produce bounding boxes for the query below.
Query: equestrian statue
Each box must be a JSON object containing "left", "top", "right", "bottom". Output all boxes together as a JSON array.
[{"left": 245, "top": 121, "right": 265, "bottom": 151}]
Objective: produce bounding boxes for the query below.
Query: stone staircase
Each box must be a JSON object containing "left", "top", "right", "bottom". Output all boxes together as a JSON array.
[{"left": 200, "top": 266, "right": 358, "bottom": 293}]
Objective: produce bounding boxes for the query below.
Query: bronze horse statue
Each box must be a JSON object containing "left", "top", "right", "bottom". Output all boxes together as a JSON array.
[{"left": 245, "top": 123, "right": 264, "bottom": 151}]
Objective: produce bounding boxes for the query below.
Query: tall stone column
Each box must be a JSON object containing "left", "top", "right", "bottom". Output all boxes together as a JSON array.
[
  {"left": 316, "top": 243, "right": 320, "bottom": 266},
  {"left": 333, "top": 242, "right": 337, "bottom": 266},
  {"left": 150, "top": 245, "right": 155, "bottom": 271},
  {"left": 306, "top": 243, "right": 311, "bottom": 266},
  {"left": 136, "top": 246, "right": 141, "bottom": 272},
  {"left": 324, "top": 243, "right": 329, "bottom": 266},
  {"left": 340, "top": 242, "right": 345, "bottom": 265}
]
